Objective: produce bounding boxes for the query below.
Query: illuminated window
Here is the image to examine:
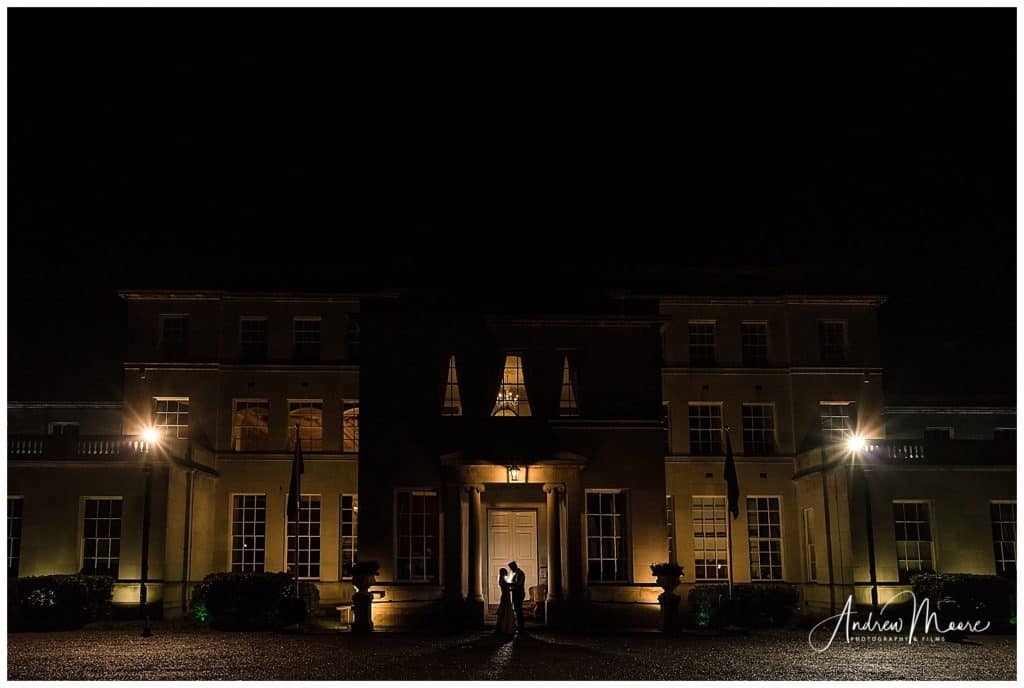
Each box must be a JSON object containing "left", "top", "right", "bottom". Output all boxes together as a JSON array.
[
  {"left": 82, "top": 498, "right": 122, "bottom": 578},
  {"left": 240, "top": 317, "right": 267, "bottom": 361},
  {"left": 442, "top": 355, "right": 463, "bottom": 416},
  {"left": 820, "top": 402, "right": 852, "bottom": 444},
  {"left": 340, "top": 494, "right": 359, "bottom": 579},
  {"left": 288, "top": 400, "right": 323, "bottom": 451},
  {"left": 688, "top": 322, "right": 716, "bottom": 366},
  {"left": 153, "top": 397, "right": 190, "bottom": 439},
  {"left": 741, "top": 322, "right": 768, "bottom": 366},
  {"left": 342, "top": 401, "right": 359, "bottom": 453},
  {"left": 395, "top": 490, "right": 439, "bottom": 582},
  {"left": 231, "top": 494, "right": 266, "bottom": 572},
  {"left": 819, "top": 320, "right": 847, "bottom": 364},
  {"left": 492, "top": 354, "right": 531, "bottom": 417},
  {"left": 665, "top": 496, "right": 676, "bottom": 564},
  {"left": 688, "top": 403, "right": 723, "bottom": 455},
  {"left": 8, "top": 497, "right": 23, "bottom": 577},
  {"left": 893, "top": 501, "right": 935, "bottom": 583},
  {"left": 586, "top": 490, "right": 628, "bottom": 582},
  {"left": 559, "top": 355, "right": 580, "bottom": 417},
  {"left": 747, "top": 497, "right": 783, "bottom": 581},
  {"left": 232, "top": 400, "right": 270, "bottom": 451},
  {"left": 293, "top": 317, "right": 321, "bottom": 362},
  {"left": 692, "top": 496, "right": 729, "bottom": 581},
  {"left": 990, "top": 502, "right": 1016, "bottom": 577},
  {"left": 286, "top": 495, "right": 321, "bottom": 580},
  {"left": 160, "top": 314, "right": 188, "bottom": 349},
  {"left": 742, "top": 403, "right": 776, "bottom": 455},
  {"left": 803, "top": 508, "right": 817, "bottom": 582}
]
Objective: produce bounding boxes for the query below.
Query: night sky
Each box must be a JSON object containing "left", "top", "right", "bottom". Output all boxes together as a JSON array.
[{"left": 8, "top": 8, "right": 1016, "bottom": 403}]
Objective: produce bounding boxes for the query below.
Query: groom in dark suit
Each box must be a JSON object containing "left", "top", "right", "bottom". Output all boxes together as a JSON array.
[{"left": 508, "top": 560, "right": 527, "bottom": 636}]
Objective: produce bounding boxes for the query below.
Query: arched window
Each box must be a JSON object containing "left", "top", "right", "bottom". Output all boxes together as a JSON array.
[
  {"left": 492, "top": 354, "right": 531, "bottom": 417},
  {"left": 442, "top": 355, "right": 462, "bottom": 416},
  {"left": 559, "top": 355, "right": 579, "bottom": 417}
]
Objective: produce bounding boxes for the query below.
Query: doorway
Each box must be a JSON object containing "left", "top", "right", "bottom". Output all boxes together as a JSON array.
[{"left": 486, "top": 509, "right": 538, "bottom": 607}]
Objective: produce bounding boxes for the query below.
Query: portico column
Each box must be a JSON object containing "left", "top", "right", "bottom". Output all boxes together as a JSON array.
[
  {"left": 465, "top": 484, "right": 485, "bottom": 603},
  {"left": 543, "top": 483, "right": 565, "bottom": 601}
]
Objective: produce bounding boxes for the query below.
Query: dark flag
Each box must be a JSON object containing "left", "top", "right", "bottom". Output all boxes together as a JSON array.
[
  {"left": 724, "top": 429, "right": 739, "bottom": 519},
  {"left": 287, "top": 425, "right": 304, "bottom": 522}
]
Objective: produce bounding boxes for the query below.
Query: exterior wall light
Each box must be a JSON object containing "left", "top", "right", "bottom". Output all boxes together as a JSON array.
[
  {"left": 846, "top": 434, "right": 866, "bottom": 453},
  {"left": 507, "top": 463, "right": 522, "bottom": 483}
]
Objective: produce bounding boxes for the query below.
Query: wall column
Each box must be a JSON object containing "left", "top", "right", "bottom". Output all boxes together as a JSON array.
[
  {"left": 543, "top": 483, "right": 564, "bottom": 601},
  {"left": 463, "top": 484, "right": 486, "bottom": 626}
]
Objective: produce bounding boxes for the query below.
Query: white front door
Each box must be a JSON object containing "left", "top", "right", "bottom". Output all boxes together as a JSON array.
[{"left": 487, "top": 510, "right": 538, "bottom": 606}]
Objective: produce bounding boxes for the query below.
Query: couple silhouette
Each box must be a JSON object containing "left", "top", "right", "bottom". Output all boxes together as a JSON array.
[{"left": 494, "top": 560, "right": 527, "bottom": 637}]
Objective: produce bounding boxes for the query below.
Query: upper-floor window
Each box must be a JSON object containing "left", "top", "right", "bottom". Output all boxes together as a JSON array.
[
  {"left": 47, "top": 421, "right": 80, "bottom": 436},
  {"left": 240, "top": 317, "right": 268, "bottom": 361},
  {"left": 688, "top": 322, "right": 716, "bottom": 366},
  {"left": 492, "top": 354, "right": 531, "bottom": 417},
  {"left": 342, "top": 401, "right": 360, "bottom": 453},
  {"left": 345, "top": 315, "right": 361, "bottom": 361},
  {"left": 442, "top": 355, "right": 463, "bottom": 416},
  {"left": 293, "top": 317, "right": 321, "bottom": 362},
  {"left": 741, "top": 403, "right": 776, "bottom": 455},
  {"left": 819, "top": 402, "right": 852, "bottom": 444},
  {"left": 819, "top": 320, "right": 847, "bottom": 364},
  {"left": 741, "top": 322, "right": 768, "bottom": 367},
  {"left": 688, "top": 402, "right": 723, "bottom": 455},
  {"left": 559, "top": 355, "right": 580, "bottom": 417},
  {"left": 153, "top": 397, "right": 190, "bottom": 439},
  {"left": 990, "top": 501, "right": 1016, "bottom": 577},
  {"left": 288, "top": 400, "right": 323, "bottom": 451},
  {"left": 160, "top": 314, "right": 188, "bottom": 353},
  {"left": 232, "top": 400, "right": 270, "bottom": 451}
]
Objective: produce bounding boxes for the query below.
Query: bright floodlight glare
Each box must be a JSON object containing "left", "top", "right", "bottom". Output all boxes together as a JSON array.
[
  {"left": 846, "top": 435, "right": 866, "bottom": 453},
  {"left": 142, "top": 427, "right": 160, "bottom": 444}
]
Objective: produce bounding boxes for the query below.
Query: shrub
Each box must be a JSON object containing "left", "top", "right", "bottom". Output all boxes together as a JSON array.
[
  {"left": 190, "top": 572, "right": 318, "bottom": 630},
  {"left": 687, "top": 583, "right": 799, "bottom": 628},
  {"left": 911, "top": 573, "right": 1015, "bottom": 633},
  {"left": 650, "top": 562, "right": 684, "bottom": 577},
  {"left": 9, "top": 575, "right": 114, "bottom": 631}
]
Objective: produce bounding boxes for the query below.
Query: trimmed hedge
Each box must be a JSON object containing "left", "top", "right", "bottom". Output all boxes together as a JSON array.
[
  {"left": 8, "top": 575, "right": 114, "bottom": 631},
  {"left": 688, "top": 583, "right": 799, "bottom": 628},
  {"left": 190, "top": 572, "right": 320, "bottom": 630},
  {"left": 911, "top": 573, "right": 1015, "bottom": 633}
]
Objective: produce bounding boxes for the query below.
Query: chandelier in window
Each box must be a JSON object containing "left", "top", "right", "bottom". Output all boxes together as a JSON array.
[{"left": 494, "top": 387, "right": 519, "bottom": 417}]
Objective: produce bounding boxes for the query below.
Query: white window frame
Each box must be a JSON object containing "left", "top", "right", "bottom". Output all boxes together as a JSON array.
[
  {"left": 819, "top": 319, "right": 848, "bottom": 363},
  {"left": 394, "top": 489, "right": 441, "bottom": 583},
  {"left": 285, "top": 494, "right": 322, "bottom": 580},
  {"left": 153, "top": 396, "right": 190, "bottom": 439},
  {"left": 585, "top": 489, "right": 630, "bottom": 583},
  {"left": 893, "top": 500, "right": 936, "bottom": 583},
  {"left": 747, "top": 495, "right": 784, "bottom": 581},
  {"left": 692, "top": 495, "right": 729, "bottom": 582},
  {"left": 819, "top": 401, "right": 853, "bottom": 444},
  {"left": 492, "top": 353, "right": 532, "bottom": 417},
  {"left": 688, "top": 402, "right": 724, "bottom": 455},
  {"left": 665, "top": 495, "right": 676, "bottom": 565},
  {"left": 687, "top": 320, "right": 717, "bottom": 366},
  {"left": 239, "top": 316, "right": 268, "bottom": 357},
  {"left": 741, "top": 403, "right": 776, "bottom": 455},
  {"left": 741, "top": 321, "right": 769, "bottom": 366},
  {"left": 442, "top": 354, "right": 463, "bottom": 416},
  {"left": 81, "top": 496, "right": 123, "bottom": 578},
  {"left": 230, "top": 493, "right": 267, "bottom": 573},
  {"left": 558, "top": 354, "right": 580, "bottom": 417},
  {"left": 342, "top": 399, "right": 360, "bottom": 453},
  {"left": 287, "top": 399, "right": 324, "bottom": 452},
  {"left": 232, "top": 399, "right": 271, "bottom": 451},
  {"left": 990, "top": 500, "right": 1016, "bottom": 577},
  {"left": 340, "top": 494, "right": 359, "bottom": 579}
]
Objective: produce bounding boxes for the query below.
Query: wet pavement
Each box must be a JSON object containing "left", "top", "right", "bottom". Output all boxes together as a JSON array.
[{"left": 7, "top": 626, "right": 1016, "bottom": 680}]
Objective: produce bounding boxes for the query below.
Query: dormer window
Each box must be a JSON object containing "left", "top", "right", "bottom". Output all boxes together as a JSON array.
[
  {"left": 559, "top": 355, "right": 580, "bottom": 417},
  {"left": 492, "top": 354, "right": 531, "bottom": 417},
  {"left": 442, "top": 355, "right": 463, "bottom": 416}
]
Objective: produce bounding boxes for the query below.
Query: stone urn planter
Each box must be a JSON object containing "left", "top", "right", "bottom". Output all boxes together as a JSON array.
[
  {"left": 651, "top": 563, "right": 684, "bottom": 632},
  {"left": 350, "top": 561, "right": 380, "bottom": 633}
]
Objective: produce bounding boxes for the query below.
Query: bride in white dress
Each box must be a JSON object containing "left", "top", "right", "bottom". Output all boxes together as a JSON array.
[{"left": 494, "top": 568, "right": 516, "bottom": 637}]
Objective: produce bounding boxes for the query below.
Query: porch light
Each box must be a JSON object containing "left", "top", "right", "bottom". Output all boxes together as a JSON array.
[{"left": 507, "top": 463, "right": 521, "bottom": 483}]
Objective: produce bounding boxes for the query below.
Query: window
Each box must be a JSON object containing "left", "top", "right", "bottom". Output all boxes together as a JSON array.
[
  {"left": 442, "top": 355, "right": 463, "bottom": 416},
  {"left": 741, "top": 322, "right": 768, "bottom": 366},
  {"left": 395, "top": 490, "right": 439, "bottom": 582},
  {"left": 286, "top": 495, "right": 321, "bottom": 580},
  {"left": 340, "top": 494, "right": 359, "bottom": 579},
  {"left": 586, "top": 490, "right": 628, "bottom": 582},
  {"left": 288, "top": 400, "right": 323, "bottom": 451},
  {"left": 820, "top": 402, "right": 852, "bottom": 444},
  {"left": 559, "top": 355, "right": 580, "bottom": 417},
  {"left": 342, "top": 401, "right": 359, "bottom": 453},
  {"left": 803, "top": 508, "right": 817, "bottom": 582},
  {"left": 82, "top": 498, "right": 122, "bottom": 577},
  {"left": 893, "top": 501, "right": 935, "bottom": 583},
  {"left": 924, "top": 427, "right": 953, "bottom": 441},
  {"left": 232, "top": 400, "right": 270, "bottom": 451},
  {"left": 688, "top": 322, "right": 716, "bottom": 366},
  {"left": 742, "top": 404, "right": 776, "bottom": 455},
  {"left": 293, "top": 317, "right": 321, "bottom": 361},
  {"left": 8, "top": 497, "right": 23, "bottom": 577},
  {"left": 492, "top": 354, "right": 531, "bottom": 417},
  {"left": 231, "top": 494, "right": 266, "bottom": 572},
  {"left": 692, "top": 496, "right": 729, "bottom": 581},
  {"left": 665, "top": 496, "right": 676, "bottom": 564},
  {"left": 240, "top": 317, "right": 267, "bottom": 361},
  {"left": 160, "top": 314, "right": 188, "bottom": 349},
  {"left": 688, "top": 403, "right": 723, "bottom": 455},
  {"left": 990, "top": 502, "right": 1016, "bottom": 577},
  {"left": 153, "top": 397, "right": 190, "bottom": 439},
  {"left": 47, "top": 421, "right": 80, "bottom": 436},
  {"left": 747, "top": 497, "right": 783, "bottom": 581},
  {"left": 345, "top": 315, "right": 361, "bottom": 361},
  {"left": 819, "top": 320, "right": 847, "bottom": 364},
  {"left": 663, "top": 401, "right": 673, "bottom": 455}
]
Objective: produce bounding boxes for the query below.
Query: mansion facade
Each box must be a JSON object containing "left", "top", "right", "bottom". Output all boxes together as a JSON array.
[{"left": 6, "top": 288, "right": 1016, "bottom": 627}]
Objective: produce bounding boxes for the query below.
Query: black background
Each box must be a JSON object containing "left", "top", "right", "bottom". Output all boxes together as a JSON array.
[{"left": 8, "top": 8, "right": 1016, "bottom": 403}]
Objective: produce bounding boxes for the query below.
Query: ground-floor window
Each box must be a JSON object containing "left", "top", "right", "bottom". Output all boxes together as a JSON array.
[
  {"left": 395, "top": 490, "right": 439, "bottom": 582},
  {"left": 692, "top": 496, "right": 729, "bottom": 581},
  {"left": 802, "top": 507, "right": 817, "bottom": 582},
  {"left": 893, "top": 501, "right": 934, "bottom": 583},
  {"left": 231, "top": 494, "right": 266, "bottom": 572},
  {"left": 665, "top": 495, "right": 676, "bottom": 564},
  {"left": 586, "top": 490, "right": 628, "bottom": 582},
  {"left": 340, "top": 494, "right": 358, "bottom": 579},
  {"left": 991, "top": 501, "right": 1016, "bottom": 577},
  {"left": 82, "top": 498, "right": 122, "bottom": 577},
  {"left": 8, "top": 497, "right": 23, "bottom": 577},
  {"left": 287, "top": 495, "right": 321, "bottom": 580},
  {"left": 747, "top": 496, "right": 783, "bottom": 581}
]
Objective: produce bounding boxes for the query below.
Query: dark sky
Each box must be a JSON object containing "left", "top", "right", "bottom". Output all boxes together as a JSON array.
[{"left": 8, "top": 8, "right": 1016, "bottom": 403}]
